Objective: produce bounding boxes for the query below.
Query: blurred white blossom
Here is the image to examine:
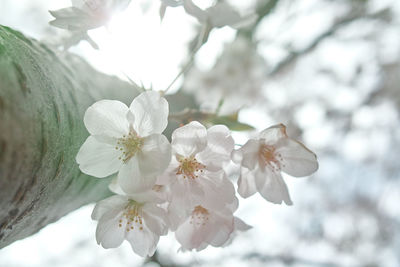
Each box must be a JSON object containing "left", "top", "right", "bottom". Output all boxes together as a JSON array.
[
  {"left": 49, "top": 0, "right": 131, "bottom": 48},
  {"left": 184, "top": 37, "right": 267, "bottom": 115}
]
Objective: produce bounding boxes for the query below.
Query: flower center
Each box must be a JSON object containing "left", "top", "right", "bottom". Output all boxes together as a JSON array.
[
  {"left": 119, "top": 200, "right": 144, "bottom": 232},
  {"left": 116, "top": 131, "right": 143, "bottom": 163},
  {"left": 259, "top": 144, "right": 283, "bottom": 172},
  {"left": 176, "top": 156, "right": 205, "bottom": 179},
  {"left": 190, "top": 205, "right": 209, "bottom": 226}
]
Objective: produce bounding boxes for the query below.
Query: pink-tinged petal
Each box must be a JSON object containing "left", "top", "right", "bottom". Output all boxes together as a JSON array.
[
  {"left": 197, "top": 125, "right": 234, "bottom": 171},
  {"left": 84, "top": 100, "right": 129, "bottom": 138},
  {"left": 126, "top": 227, "right": 159, "bottom": 257},
  {"left": 237, "top": 168, "right": 257, "bottom": 198},
  {"left": 167, "top": 201, "right": 188, "bottom": 231},
  {"left": 231, "top": 148, "right": 242, "bottom": 164},
  {"left": 92, "top": 195, "right": 127, "bottom": 221},
  {"left": 238, "top": 139, "right": 261, "bottom": 170},
  {"left": 129, "top": 91, "right": 169, "bottom": 136},
  {"left": 76, "top": 136, "right": 123, "bottom": 178},
  {"left": 169, "top": 178, "right": 205, "bottom": 213},
  {"left": 276, "top": 138, "right": 318, "bottom": 177},
  {"left": 95, "top": 209, "right": 126, "bottom": 249},
  {"left": 207, "top": 215, "right": 234, "bottom": 247},
  {"left": 142, "top": 204, "right": 168, "bottom": 236},
  {"left": 198, "top": 171, "right": 236, "bottom": 210},
  {"left": 137, "top": 134, "right": 171, "bottom": 178},
  {"left": 225, "top": 196, "right": 239, "bottom": 213},
  {"left": 118, "top": 157, "right": 156, "bottom": 194},
  {"left": 156, "top": 158, "right": 179, "bottom": 185},
  {"left": 172, "top": 121, "right": 207, "bottom": 157},
  {"left": 259, "top": 123, "right": 287, "bottom": 145},
  {"left": 254, "top": 168, "right": 293, "bottom": 205},
  {"left": 175, "top": 217, "right": 205, "bottom": 250}
]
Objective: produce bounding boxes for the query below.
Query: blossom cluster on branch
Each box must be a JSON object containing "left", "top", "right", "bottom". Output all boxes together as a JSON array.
[
  {"left": 76, "top": 91, "right": 318, "bottom": 257},
  {"left": 48, "top": 0, "right": 255, "bottom": 49}
]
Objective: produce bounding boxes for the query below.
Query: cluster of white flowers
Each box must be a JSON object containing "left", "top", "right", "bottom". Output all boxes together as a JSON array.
[
  {"left": 49, "top": 0, "right": 131, "bottom": 49},
  {"left": 160, "top": 0, "right": 256, "bottom": 29},
  {"left": 76, "top": 91, "right": 318, "bottom": 257}
]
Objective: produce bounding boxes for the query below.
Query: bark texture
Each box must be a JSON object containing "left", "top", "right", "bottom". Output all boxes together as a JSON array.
[{"left": 0, "top": 25, "right": 140, "bottom": 248}]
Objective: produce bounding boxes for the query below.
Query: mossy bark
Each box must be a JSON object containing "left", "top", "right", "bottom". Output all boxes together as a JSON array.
[{"left": 0, "top": 25, "right": 141, "bottom": 248}]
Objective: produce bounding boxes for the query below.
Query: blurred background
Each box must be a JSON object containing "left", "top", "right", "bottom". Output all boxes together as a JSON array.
[{"left": 0, "top": 0, "right": 399, "bottom": 266}]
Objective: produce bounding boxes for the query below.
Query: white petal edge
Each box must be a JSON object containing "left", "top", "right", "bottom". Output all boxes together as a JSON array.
[
  {"left": 137, "top": 134, "right": 172, "bottom": 178},
  {"left": 76, "top": 136, "right": 123, "bottom": 178},
  {"left": 254, "top": 168, "right": 293, "bottom": 205},
  {"left": 84, "top": 100, "right": 130, "bottom": 138},
  {"left": 259, "top": 123, "right": 287, "bottom": 145},
  {"left": 172, "top": 121, "right": 207, "bottom": 157},
  {"left": 129, "top": 91, "right": 169, "bottom": 136},
  {"left": 237, "top": 168, "right": 257, "bottom": 198},
  {"left": 197, "top": 125, "right": 234, "bottom": 171},
  {"left": 276, "top": 138, "right": 318, "bottom": 177},
  {"left": 117, "top": 157, "right": 156, "bottom": 194}
]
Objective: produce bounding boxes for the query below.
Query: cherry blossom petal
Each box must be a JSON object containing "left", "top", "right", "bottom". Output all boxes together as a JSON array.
[
  {"left": 235, "top": 139, "right": 260, "bottom": 170},
  {"left": 95, "top": 209, "right": 125, "bottom": 249},
  {"left": 276, "top": 138, "right": 318, "bottom": 177},
  {"left": 129, "top": 91, "right": 169, "bottom": 136},
  {"left": 84, "top": 100, "right": 129, "bottom": 138},
  {"left": 237, "top": 168, "right": 257, "bottom": 198},
  {"left": 142, "top": 204, "right": 168, "bottom": 236},
  {"left": 176, "top": 208, "right": 234, "bottom": 251},
  {"left": 156, "top": 158, "right": 179, "bottom": 185},
  {"left": 126, "top": 227, "right": 159, "bottom": 257},
  {"left": 198, "top": 171, "right": 236, "bottom": 210},
  {"left": 259, "top": 123, "right": 287, "bottom": 145},
  {"left": 207, "top": 216, "right": 233, "bottom": 247},
  {"left": 108, "top": 177, "right": 125, "bottom": 195},
  {"left": 172, "top": 121, "right": 207, "bottom": 157},
  {"left": 91, "top": 195, "right": 127, "bottom": 220},
  {"left": 137, "top": 134, "right": 171, "bottom": 178},
  {"left": 254, "top": 168, "right": 293, "bottom": 205},
  {"left": 169, "top": 178, "right": 205, "bottom": 214},
  {"left": 233, "top": 217, "right": 252, "bottom": 232},
  {"left": 76, "top": 136, "right": 123, "bottom": 178},
  {"left": 118, "top": 157, "right": 156, "bottom": 194},
  {"left": 175, "top": 217, "right": 205, "bottom": 250},
  {"left": 197, "top": 125, "right": 234, "bottom": 171}
]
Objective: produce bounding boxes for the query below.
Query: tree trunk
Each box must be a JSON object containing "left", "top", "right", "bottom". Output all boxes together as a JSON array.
[{"left": 0, "top": 25, "right": 141, "bottom": 248}]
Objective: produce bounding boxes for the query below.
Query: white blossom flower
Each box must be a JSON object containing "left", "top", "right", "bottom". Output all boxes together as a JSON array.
[
  {"left": 157, "top": 121, "right": 236, "bottom": 229},
  {"left": 76, "top": 91, "right": 171, "bottom": 193},
  {"left": 233, "top": 124, "right": 319, "bottom": 205},
  {"left": 160, "top": 0, "right": 255, "bottom": 29},
  {"left": 175, "top": 199, "right": 249, "bottom": 251},
  {"left": 184, "top": 37, "right": 267, "bottom": 115},
  {"left": 92, "top": 191, "right": 168, "bottom": 257},
  {"left": 49, "top": 0, "right": 131, "bottom": 31}
]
